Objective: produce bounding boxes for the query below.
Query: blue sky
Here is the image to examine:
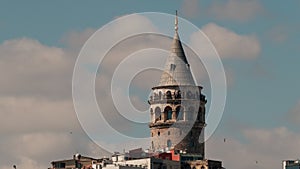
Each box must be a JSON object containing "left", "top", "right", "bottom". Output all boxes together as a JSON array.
[{"left": 1, "top": 1, "right": 300, "bottom": 169}]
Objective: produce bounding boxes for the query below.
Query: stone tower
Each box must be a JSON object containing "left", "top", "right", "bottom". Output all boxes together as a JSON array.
[{"left": 148, "top": 12, "right": 207, "bottom": 158}]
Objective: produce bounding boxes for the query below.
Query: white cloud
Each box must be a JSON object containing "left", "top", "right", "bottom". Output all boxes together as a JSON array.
[
  {"left": 207, "top": 127, "right": 300, "bottom": 169},
  {"left": 0, "top": 97, "right": 77, "bottom": 134},
  {"left": 61, "top": 28, "right": 97, "bottom": 51},
  {"left": 197, "top": 23, "right": 260, "bottom": 59},
  {"left": 2, "top": 157, "right": 45, "bottom": 169},
  {"left": 0, "top": 35, "right": 108, "bottom": 168},
  {"left": 0, "top": 14, "right": 166, "bottom": 168},
  {"left": 0, "top": 38, "right": 74, "bottom": 99},
  {"left": 209, "top": 0, "right": 263, "bottom": 21},
  {"left": 0, "top": 132, "right": 107, "bottom": 169}
]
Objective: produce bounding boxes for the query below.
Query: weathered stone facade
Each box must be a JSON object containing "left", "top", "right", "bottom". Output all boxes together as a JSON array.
[
  {"left": 149, "top": 86, "right": 206, "bottom": 156},
  {"left": 183, "top": 159, "right": 223, "bottom": 169}
]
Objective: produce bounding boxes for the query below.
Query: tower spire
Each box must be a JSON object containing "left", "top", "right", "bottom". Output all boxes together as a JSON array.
[
  {"left": 175, "top": 10, "right": 178, "bottom": 32},
  {"left": 157, "top": 10, "right": 195, "bottom": 86}
]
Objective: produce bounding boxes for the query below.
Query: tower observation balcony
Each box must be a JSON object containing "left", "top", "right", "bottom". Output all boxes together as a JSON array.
[{"left": 148, "top": 90, "right": 207, "bottom": 105}]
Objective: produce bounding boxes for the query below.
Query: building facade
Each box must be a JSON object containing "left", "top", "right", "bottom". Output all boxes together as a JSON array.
[{"left": 283, "top": 160, "right": 300, "bottom": 169}]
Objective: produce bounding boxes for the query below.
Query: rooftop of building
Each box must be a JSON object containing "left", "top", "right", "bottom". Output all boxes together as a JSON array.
[{"left": 157, "top": 11, "right": 196, "bottom": 87}]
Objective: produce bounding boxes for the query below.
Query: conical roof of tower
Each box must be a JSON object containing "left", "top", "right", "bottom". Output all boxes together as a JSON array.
[{"left": 158, "top": 13, "right": 195, "bottom": 86}]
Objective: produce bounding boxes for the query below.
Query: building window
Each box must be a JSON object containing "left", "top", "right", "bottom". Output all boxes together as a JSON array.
[
  {"left": 167, "top": 139, "right": 172, "bottom": 148},
  {"left": 164, "top": 106, "right": 172, "bottom": 121},
  {"left": 167, "top": 110, "right": 172, "bottom": 120},
  {"left": 170, "top": 64, "right": 176, "bottom": 71},
  {"left": 176, "top": 106, "right": 184, "bottom": 120},
  {"left": 175, "top": 90, "right": 181, "bottom": 99},
  {"left": 168, "top": 131, "right": 170, "bottom": 135},
  {"left": 166, "top": 91, "right": 172, "bottom": 99},
  {"left": 158, "top": 131, "right": 160, "bottom": 136},
  {"left": 155, "top": 107, "right": 161, "bottom": 122}
]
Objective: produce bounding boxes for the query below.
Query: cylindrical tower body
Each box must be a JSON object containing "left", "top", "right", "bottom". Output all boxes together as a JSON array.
[{"left": 149, "top": 85, "right": 206, "bottom": 156}]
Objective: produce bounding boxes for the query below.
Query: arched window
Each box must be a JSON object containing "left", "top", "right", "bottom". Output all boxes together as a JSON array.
[
  {"left": 170, "top": 64, "right": 176, "bottom": 71},
  {"left": 164, "top": 106, "right": 172, "bottom": 121},
  {"left": 201, "top": 166, "right": 205, "bottom": 169},
  {"left": 167, "top": 139, "right": 172, "bottom": 148},
  {"left": 158, "top": 131, "right": 160, "bottom": 136},
  {"left": 175, "top": 90, "right": 181, "bottom": 99},
  {"left": 153, "top": 92, "right": 158, "bottom": 100},
  {"left": 168, "top": 110, "right": 172, "bottom": 120},
  {"left": 155, "top": 107, "right": 161, "bottom": 122},
  {"left": 159, "top": 91, "right": 162, "bottom": 100},
  {"left": 176, "top": 106, "right": 184, "bottom": 120},
  {"left": 166, "top": 91, "right": 172, "bottom": 99}
]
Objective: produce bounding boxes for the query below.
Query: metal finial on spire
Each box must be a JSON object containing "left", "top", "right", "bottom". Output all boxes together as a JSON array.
[{"left": 175, "top": 10, "right": 178, "bottom": 32}]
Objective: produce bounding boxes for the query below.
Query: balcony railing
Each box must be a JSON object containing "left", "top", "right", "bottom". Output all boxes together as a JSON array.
[{"left": 148, "top": 93, "right": 207, "bottom": 104}]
